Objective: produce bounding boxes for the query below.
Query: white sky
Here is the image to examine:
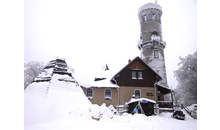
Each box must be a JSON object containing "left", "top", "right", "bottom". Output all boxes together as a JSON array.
[{"left": 24, "top": 0, "right": 197, "bottom": 89}]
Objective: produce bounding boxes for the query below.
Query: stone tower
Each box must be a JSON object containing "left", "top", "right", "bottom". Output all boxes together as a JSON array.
[{"left": 137, "top": 2, "right": 168, "bottom": 88}]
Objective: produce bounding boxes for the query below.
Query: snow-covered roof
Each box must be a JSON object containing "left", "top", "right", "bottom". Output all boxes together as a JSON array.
[
  {"left": 79, "top": 64, "right": 119, "bottom": 88},
  {"left": 33, "top": 57, "right": 75, "bottom": 83},
  {"left": 138, "top": 3, "right": 162, "bottom": 14},
  {"left": 51, "top": 56, "right": 65, "bottom": 61},
  {"left": 79, "top": 78, "right": 119, "bottom": 88},
  {"left": 126, "top": 98, "right": 156, "bottom": 104},
  {"left": 157, "top": 83, "right": 171, "bottom": 94}
]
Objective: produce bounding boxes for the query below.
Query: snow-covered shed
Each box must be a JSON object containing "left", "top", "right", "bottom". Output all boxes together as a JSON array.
[{"left": 125, "top": 97, "right": 156, "bottom": 116}]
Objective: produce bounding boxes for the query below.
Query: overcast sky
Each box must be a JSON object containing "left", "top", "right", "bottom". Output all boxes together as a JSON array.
[{"left": 24, "top": 0, "right": 197, "bottom": 89}]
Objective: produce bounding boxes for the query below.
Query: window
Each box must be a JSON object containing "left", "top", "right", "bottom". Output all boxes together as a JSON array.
[
  {"left": 143, "top": 15, "right": 148, "bottom": 22},
  {"left": 132, "top": 71, "right": 137, "bottom": 79},
  {"left": 86, "top": 88, "right": 93, "bottom": 99},
  {"left": 134, "top": 89, "right": 141, "bottom": 99},
  {"left": 152, "top": 14, "right": 156, "bottom": 20},
  {"left": 132, "top": 70, "right": 143, "bottom": 79},
  {"left": 105, "top": 89, "right": 111, "bottom": 100},
  {"left": 154, "top": 50, "right": 159, "bottom": 59},
  {"left": 138, "top": 71, "right": 142, "bottom": 79}
]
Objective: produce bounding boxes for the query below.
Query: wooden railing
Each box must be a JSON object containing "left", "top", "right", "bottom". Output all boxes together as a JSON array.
[
  {"left": 158, "top": 101, "right": 173, "bottom": 108},
  {"left": 182, "top": 105, "right": 197, "bottom": 119}
]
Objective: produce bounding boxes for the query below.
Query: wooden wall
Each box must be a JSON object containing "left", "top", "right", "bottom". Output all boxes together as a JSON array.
[{"left": 116, "top": 67, "right": 158, "bottom": 87}]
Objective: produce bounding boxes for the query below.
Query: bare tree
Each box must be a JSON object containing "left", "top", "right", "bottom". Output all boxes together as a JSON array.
[
  {"left": 173, "top": 51, "right": 197, "bottom": 106},
  {"left": 24, "top": 61, "right": 45, "bottom": 89}
]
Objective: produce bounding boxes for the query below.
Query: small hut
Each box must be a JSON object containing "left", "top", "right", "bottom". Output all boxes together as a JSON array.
[{"left": 125, "top": 97, "right": 156, "bottom": 116}]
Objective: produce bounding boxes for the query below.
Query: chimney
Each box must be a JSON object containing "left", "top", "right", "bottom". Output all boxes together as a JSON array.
[
  {"left": 128, "top": 59, "right": 131, "bottom": 63},
  {"left": 105, "top": 64, "right": 109, "bottom": 71}
]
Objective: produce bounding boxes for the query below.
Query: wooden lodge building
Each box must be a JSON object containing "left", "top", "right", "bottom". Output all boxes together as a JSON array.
[{"left": 80, "top": 57, "right": 172, "bottom": 113}]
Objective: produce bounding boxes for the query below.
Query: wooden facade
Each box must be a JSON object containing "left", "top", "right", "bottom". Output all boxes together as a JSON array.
[{"left": 114, "top": 58, "right": 160, "bottom": 87}]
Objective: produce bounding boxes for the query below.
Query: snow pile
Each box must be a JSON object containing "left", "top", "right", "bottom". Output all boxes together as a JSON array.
[
  {"left": 89, "top": 103, "right": 116, "bottom": 121},
  {"left": 24, "top": 58, "right": 92, "bottom": 129},
  {"left": 24, "top": 73, "right": 92, "bottom": 130},
  {"left": 24, "top": 58, "right": 118, "bottom": 130},
  {"left": 186, "top": 104, "right": 197, "bottom": 119}
]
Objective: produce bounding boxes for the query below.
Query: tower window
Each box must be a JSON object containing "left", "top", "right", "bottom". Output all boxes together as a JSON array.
[
  {"left": 154, "top": 50, "right": 159, "bottom": 59},
  {"left": 152, "top": 14, "right": 156, "bottom": 20},
  {"left": 143, "top": 15, "right": 148, "bottom": 22}
]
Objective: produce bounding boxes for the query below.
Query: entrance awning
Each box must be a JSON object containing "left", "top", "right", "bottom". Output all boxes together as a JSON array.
[{"left": 158, "top": 85, "right": 171, "bottom": 94}]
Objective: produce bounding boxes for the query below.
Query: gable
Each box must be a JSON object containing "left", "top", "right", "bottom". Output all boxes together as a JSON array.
[
  {"left": 112, "top": 57, "right": 162, "bottom": 87},
  {"left": 127, "top": 59, "right": 147, "bottom": 69}
]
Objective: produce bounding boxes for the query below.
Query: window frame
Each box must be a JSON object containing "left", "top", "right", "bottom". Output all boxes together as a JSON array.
[
  {"left": 138, "top": 71, "right": 143, "bottom": 79},
  {"left": 154, "top": 49, "right": 159, "bottom": 59},
  {"left": 132, "top": 71, "right": 137, "bottom": 79},
  {"left": 131, "top": 69, "right": 143, "bottom": 80},
  {"left": 105, "top": 88, "right": 112, "bottom": 100},
  {"left": 134, "top": 89, "right": 141, "bottom": 99},
  {"left": 143, "top": 14, "right": 148, "bottom": 23},
  {"left": 86, "top": 88, "right": 93, "bottom": 99}
]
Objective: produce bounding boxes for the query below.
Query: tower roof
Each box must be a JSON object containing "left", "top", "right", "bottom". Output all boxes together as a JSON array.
[{"left": 138, "top": 3, "right": 162, "bottom": 14}]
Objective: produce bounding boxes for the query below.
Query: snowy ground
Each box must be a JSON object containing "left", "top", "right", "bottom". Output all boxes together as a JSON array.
[
  {"left": 24, "top": 71, "right": 196, "bottom": 130},
  {"left": 25, "top": 111, "right": 196, "bottom": 130}
]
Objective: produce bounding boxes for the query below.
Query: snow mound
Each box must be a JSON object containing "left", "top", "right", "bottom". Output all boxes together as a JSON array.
[
  {"left": 90, "top": 103, "right": 115, "bottom": 121},
  {"left": 24, "top": 58, "right": 92, "bottom": 129},
  {"left": 24, "top": 74, "right": 92, "bottom": 129}
]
